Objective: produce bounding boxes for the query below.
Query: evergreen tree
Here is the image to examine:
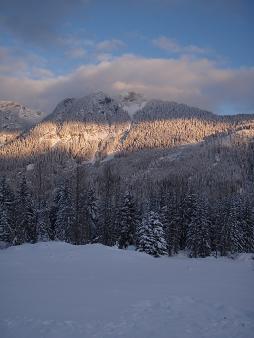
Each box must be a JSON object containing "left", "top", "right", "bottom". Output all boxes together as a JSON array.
[
  {"left": 0, "top": 177, "right": 15, "bottom": 244},
  {"left": 118, "top": 191, "right": 137, "bottom": 249},
  {"left": 73, "top": 165, "right": 86, "bottom": 245},
  {"left": 36, "top": 201, "right": 50, "bottom": 242},
  {"left": 219, "top": 195, "right": 245, "bottom": 256},
  {"left": 215, "top": 197, "right": 231, "bottom": 256},
  {"left": 113, "top": 191, "right": 122, "bottom": 245},
  {"left": 0, "top": 203, "right": 10, "bottom": 244},
  {"left": 85, "top": 186, "right": 98, "bottom": 243},
  {"left": 160, "top": 192, "right": 181, "bottom": 255},
  {"left": 55, "top": 182, "right": 75, "bottom": 243},
  {"left": 178, "top": 191, "right": 196, "bottom": 249},
  {"left": 97, "top": 198, "right": 115, "bottom": 246},
  {"left": 96, "top": 165, "right": 116, "bottom": 246},
  {"left": 49, "top": 186, "right": 62, "bottom": 241},
  {"left": 15, "top": 176, "right": 37, "bottom": 244},
  {"left": 187, "top": 195, "right": 211, "bottom": 258},
  {"left": 210, "top": 199, "right": 225, "bottom": 257},
  {"left": 149, "top": 187, "right": 160, "bottom": 214},
  {"left": 136, "top": 214, "right": 152, "bottom": 254},
  {"left": 241, "top": 197, "right": 254, "bottom": 252},
  {"left": 221, "top": 195, "right": 244, "bottom": 255},
  {"left": 136, "top": 211, "right": 167, "bottom": 257}
]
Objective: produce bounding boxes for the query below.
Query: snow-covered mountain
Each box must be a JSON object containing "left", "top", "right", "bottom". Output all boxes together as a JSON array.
[
  {"left": 0, "top": 100, "right": 45, "bottom": 145},
  {"left": 37, "top": 91, "right": 221, "bottom": 164},
  {"left": 0, "top": 91, "right": 253, "bottom": 185},
  {"left": 134, "top": 99, "right": 215, "bottom": 121},
  {"left": 0, "top": 100, "right": 44, "bottom": 130},
  {"left": 0, "top": 91, "right": 253, "bottom": 165},
  {"left": 44, "top": 91, "right": 217, "bottom": 124},
  {"left": 45, "top": 91, "right": 129, "bottom": 124}
]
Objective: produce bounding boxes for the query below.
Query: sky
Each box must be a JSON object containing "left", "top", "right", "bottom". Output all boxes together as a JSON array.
[{"left": 0, "top": 0, "right": 253, "bottom": 114}]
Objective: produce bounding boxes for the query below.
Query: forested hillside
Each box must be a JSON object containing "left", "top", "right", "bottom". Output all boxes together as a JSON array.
[{"left": 0, "top": 92, "right": 254, "bottom": 257}]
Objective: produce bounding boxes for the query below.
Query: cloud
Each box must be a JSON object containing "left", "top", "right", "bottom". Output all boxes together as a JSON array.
[
  {"left": 153, "top": 36, "right": 210, "bottom": 55},
  {"left": 0, "top": 0, "right": 89, "bottom": 46},
  {"left": 65, "top": 48, "right": 87, "bottom": 59},
  {"left": 96, "top": 39, "right": 126, "bottom": 52},
  {"left": 95, "top": 53, "right": 114, "bottom": 62},
  {"left": 0, "top": 55, "right": 253, "bottom": 115},
  {"left": 0, "top": 46, "right": 48, "bottom": 77},
  {"left": 0, "top": 47, "right": 27, "bottom": 76},
  {"left": 30, "top": 68, "right": 54, "bottom": 79}
]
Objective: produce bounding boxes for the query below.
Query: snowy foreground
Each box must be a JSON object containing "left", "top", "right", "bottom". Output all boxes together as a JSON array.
[{"left": 0, "top": 243, "right": 254, "bottom": 338}]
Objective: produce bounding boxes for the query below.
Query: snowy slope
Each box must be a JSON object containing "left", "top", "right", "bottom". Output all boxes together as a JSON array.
[
  {"left": 46, "top": 92, "right": 129, "bottom": 124},
  {"left": 0, "top": 242, "right": 253, "bottom": 338},
  {"left": 134, "top": 99, "right": 215, "bottom": 121},
  {"left": 0, "top": 100, "right": 44, "bottom": 131},
  {"left": 116, "top": 92, "right": 147, "bottom": 119},
  {"left": 0, "top": 100, "right": 45, "bottom": 146}
]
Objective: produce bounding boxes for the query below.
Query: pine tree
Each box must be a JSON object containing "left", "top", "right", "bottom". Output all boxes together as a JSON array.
[
  {"left": 0, "top": 177, "right": 15, "bottom": 244},
  {"left": 136, "top": 211, "right": 167, "bottom": 257},
  {"left": 0, "top": 203, "right": 10, "bottom": 244},
  {"left": 113, "top": 191, "right": 122, "bottom": 245},
  {"left": 241, "top": 197, "right": 254, "bottom": 252},
  {"left": 85, "top": 186, "right": 98, "bottom": 243},
  {"left": 187, "top": 195, "right": 211, "bottom": 258},
  {"left": 73, "top": 165, "right": 86, "bottom": 245},
  {"left": 152, "top": 213, "right": 168, "bottom": 256},
  {"left": 219, "top": 195, "right": 245, "bottom": 256},
  {"left": 97, "top": 198, "right": 115, "bottom": 246},
  {"left": 36, "top": 201, "right": 50, "bottom": 242},
  {"left": 55, "top": 182, "right": 75, "bottom": 243},
  {"left": 118, "top": 191, "right": 137, "bottom": 249},
  {"left": 136, "top": 214, "right": 152, "bottom": 254},
  {"left": 226, "top": 196, "right": 244, "bottom": 254},
  {"left": 49, "top": 186, "right": 62, "bottom": 241},
  {"left": 215, "top": 197, "right": 230, "bottom": 256},
  {"left": 160, "top": 192, "right": 181, "bottom": 255},
  {"left": 210, "top": 199, "right": 225, "bottom": 257},
  {"left": 178, "top": 191, "right": 196, "bottom": 250},
  {"left": 96, "top": 165, "right": 116, "bottom": 246},
  {"left": 15, "top": 176, "right": 37, "bottom": 245}
]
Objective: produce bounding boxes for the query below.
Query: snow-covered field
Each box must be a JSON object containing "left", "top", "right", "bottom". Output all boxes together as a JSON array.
[{"left": 0, "top": 243, "right": 254, "bottom": 338}]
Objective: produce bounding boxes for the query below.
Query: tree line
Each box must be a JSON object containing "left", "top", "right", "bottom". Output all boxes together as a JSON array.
[{"left": 1, "top": 168, "right": 253, "bottom": 258}]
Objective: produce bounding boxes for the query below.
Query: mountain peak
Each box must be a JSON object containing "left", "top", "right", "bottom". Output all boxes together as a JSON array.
[
  {"left": 45, "top": 92, "right": 129, "bottom": 124},
  {"left": 0, "top": 100, "right": 45, "bottom": 145},
  {"left": 0, "top": 100, "right": 45, "bottom": 131}
]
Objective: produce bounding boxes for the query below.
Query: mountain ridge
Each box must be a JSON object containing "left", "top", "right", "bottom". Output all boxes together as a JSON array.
[
  {"left": 0, "top": 100, "right": 45, "bottom": 146},
  {"left": 1, "top": 92, "right": 254, "bottom": 165}
]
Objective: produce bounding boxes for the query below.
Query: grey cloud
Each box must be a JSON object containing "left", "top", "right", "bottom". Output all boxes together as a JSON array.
[
  {"left": 0, "top": 55, "right": 253, "bottom": 115},
  {"left": 0, "top": 0, "right": 89, "bottom": 46},
  {"left": 0, "top": 46, "right": 48, "bottom": 77}
]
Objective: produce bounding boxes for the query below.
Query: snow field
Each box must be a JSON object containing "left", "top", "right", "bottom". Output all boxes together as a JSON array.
[{"left": 0, "top": 242, "right": 254, "bottom": 338}]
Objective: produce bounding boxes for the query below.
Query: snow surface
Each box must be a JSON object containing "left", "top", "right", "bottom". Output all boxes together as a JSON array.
[
  {"left": 122, "top": 101, "right": 147, "bottom": 119},
  {"left": 0, "top": 242, "right": 254, "bottom": 338},
  {"left": 26, "top": 163, "right": 35, "bottom": 171},
  {"left": 117, "top": 91, "right": 147, "bottom": 119},
  {"left": 0, "top": 100, "right": 44, "bottom": 130}
]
